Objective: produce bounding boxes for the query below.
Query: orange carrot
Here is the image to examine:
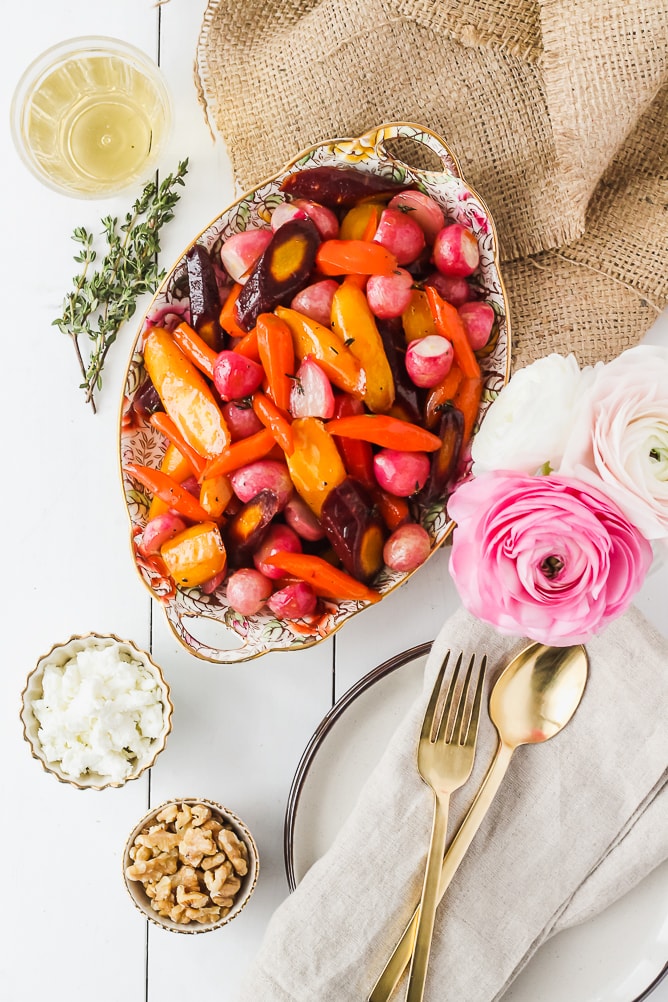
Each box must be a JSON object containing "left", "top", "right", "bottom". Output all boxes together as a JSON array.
[
  {"left": 202, "top": 428, "right": 275, "bottom": 480},
  {"left": 424, "top": 363, "right": 463, "bottom": 429},
  {"left": 263, "top": 552, "right": 381, "bottom": 604},
  {"left": 425, "top": 285, "right": 481, "bottom": 379},
  {"left": 325, "top": 414, "right": 441, "bottom": 452},
  {"left": 219, "top": 283, "right": 247, "bottom": 339},
  {"left": 316, "top": 239, "right": 397, "bottom": 277},
  {"left": 232, "top": 327, "right": 261, "bottom": 361},
  {"left": 453, "top": 375, "right": 484, "bottom": 445},
  {"left": 256, "top": 313, "right": 295, "bottom": 410},
  {"left": 149, "top": 412, "right": 208, "bottom": 480},
  {"left": 124, "top": 463, "right": 210, "bottom": 522},
  {"left": 252, "top": 391, "right": 294, "bottom": 455},
  {"left": 172, "top": 321, "right": 219, "bottom": 379}
]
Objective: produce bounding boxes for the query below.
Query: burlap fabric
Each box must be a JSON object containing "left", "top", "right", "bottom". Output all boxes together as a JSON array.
[{"left": 195, "top": 0, "right": 668, "bottom": 370}]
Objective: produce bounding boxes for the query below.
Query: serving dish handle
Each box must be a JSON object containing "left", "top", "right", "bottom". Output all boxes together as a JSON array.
[{"left": 357, "top": 122, "right": 463, "bottom": 181}]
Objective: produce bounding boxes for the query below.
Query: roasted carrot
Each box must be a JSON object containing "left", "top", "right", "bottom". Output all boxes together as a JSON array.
[
  {"left": 124, "top": 463, "right": 211, "bottom": 522},
  {"left": 172, "top": 321, "right": 219, "bottom": 379},
  {"left": 252, "top": 391, "right": 294, "bottom": 455},
  {"left": 325, "top": 414, "right": 442, "bottom": 452},
  {"left": 256, "top": 313, "right": 295, "bottom": 411},
  {"left": 219, "top": 283, "right": 247, "bottom": 339},
  {"left": 316, "top": 239, "right": 397, "bottom": 277},
  {"left": 425, "top": 285, "right": 480, "bottom": 379},
  {"left": 453, "top": 374, "right": 484, "bottom": 445},
  {"left": 232, "top": 327, "right": 261, "bottom": 361},
  {"left": 372, "top": 488, "right": 411, "bottom": 531},
  {"left": 424, "top": 363, "right": 463, "bottom": 429},
  {"left": 331, "top": 395, "right": 375, "bottom": 488},
  {"left": 202, "top": 428, "right": 275, "bottom": 480},
  {"left": 263, "top": 552, "right": 381, "bottom": 604},
  {"left": 149, "top": 412, "right": 208, "bottom": 480},
  {"left": 199, "top": 474, "right": 234, "bottom": 519}
]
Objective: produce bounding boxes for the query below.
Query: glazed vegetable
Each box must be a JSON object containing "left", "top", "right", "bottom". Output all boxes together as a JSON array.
[
  {"left": 143, "top": 327, "right": 230, "bottom": 459},
  {"left": 330, "top": 394, "right": 375, "bottom": 488},
  {"left": 203, "top": 428, "right": 276, "bottom": 480},
  {"left": 132, "top": 375, "right": 163, "bottom": 419},
  {"left": 458, "top": 301, "right": 495, "bottom": 350},
  {"left": 279, "top": 164, "right": 409, "bottom": 208},
  {"left": 373, "top": 207, "right": 425, "bottom": 265},
  {"left": 172, "top": 321, "right": 218, "bottom": 379},
  {"left": 275, "top": 306, "right": 366, "bottom": 398},
  {"left": 373, "top": 449, "right": 431, "bottom": 497},
  {"left": 232, "top": 327, "right": 261, "bottom": 361},
  {"left": 372, "top": 487, "right": 411, "bottom": 531},
  {"left": 290, "top": 279, "right": 338, "bottom": 327},
  {"left": 213, "top": 351, "right": 265, "bottom": 401},
  {"left": 405, "top": 335, "right": 454, "bottom": 388},
  {"left": 339, "top": 201, "right": 383, "bottom": 241},
  {"left": 139, "top": 513, "right": 187, "bottom": 556},
  {"left": 424, "top": 362, "right": 463, "bottom": 429},
  {"left": 226, "top": 568, "right": 273, "bottom": 616},
  {"left": 256, "top": 312, "right": 295, "bottom": 411},
  {"left": 376, "top": 318, "right": 422, "bottom": 424},
  {"left": 219, "top": 230, "right": 273, "bottom": 284},
  {"left": 433, "top": 223, "right": 480, "bottom": 277},
  {"left": 424, "top": 270, "right": 472, "bottom": 307},
  {"left": 383, "top": 523, "right": 431, "bottom": 572},
  {"left": 229, "top": 459, "right": 293, "bottom": 509},
  {"left": 199, "top": 474, "right": 234, "bottom": 518},
  {"left": 186, "top": 244, "right": 224, "bottom": 351},
  {"left": 331, "top": 279, "right": 395, "bottom": 413},
  {"left": 321, "top": 478, "right": 386, "bottom": 584},
  {"left": 325, "top": 414, "right": 441, "bottom": 452},
  {"left": 366, "top": 268, "right": 413, "bottom": 319},
  {"left": 263, "top": 551, "right": 381, "bottom": 604},
  {"left": 453, "top": 374, "right": 484, "bottom": 446},
  {"left": 161, "top": 521, "right": 227, "bottom": 588},
  {"left": 252, "top": 391, "right": 294, "bottom": 454},
  {"left": 219, "top": 283, "right": 248, "bottom": 339},
  {"left": 291, "top": 198, "right": 340, "bottom": 239},
  {"left": 222, "top": 400, "right": 264, "bottom": 441},
  {"left": 253, "top": 524, "right": 302, "bottom": 579},
  {"left": 268, "top": 582, "right": 317, "bottom": 619},
  {"left": 419, "top": 405, "right": 464, "bottom": 506},
  {"left": 316, "top": 239, "right": 398, "bottom": 277},
  {"left": 387, "top": 190, "right": 446, "bottom": 243},
  {"left": 401, "top": 289, "right": 438, "bottom": 343},
  {"left": 284, "top": 494, "right": 325, "bottom": 541},
  {"left": 149, "top": 411, "right": 208, "bottom": 480},
  {"left": 425, "top": 285, "right": 481, "bottom": 379},
  {"left": 285, "top": 417, "right": 347, "bottom": 515},
  {"left": 223, "top": 489, "right": 281, "bottom": 565},
  {"left": 125, "top": 463, "right": 212, "bottom": 522},
  {"left": 289, "top": 356, "right": 335, "bottom": 420},
  {"left": 147, "top": 443, "right": 193, "bottom": 518},
  {"left": 235, "top": 218, "right": 320, "bottom": 331}
]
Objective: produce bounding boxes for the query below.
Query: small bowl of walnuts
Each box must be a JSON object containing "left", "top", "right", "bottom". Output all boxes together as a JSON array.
[{"left": 123, "top": 798, "right": 259, "bottom": 933}]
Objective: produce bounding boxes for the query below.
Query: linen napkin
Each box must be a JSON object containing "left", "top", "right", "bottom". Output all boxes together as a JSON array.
[{"left": 237, "top": 605, "right": 668, "bottom": 1001}]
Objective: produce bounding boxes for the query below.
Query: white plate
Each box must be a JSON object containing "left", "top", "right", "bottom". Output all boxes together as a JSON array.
[{"left": 284, "top": 644, "right": 668, "bottom": 1002}]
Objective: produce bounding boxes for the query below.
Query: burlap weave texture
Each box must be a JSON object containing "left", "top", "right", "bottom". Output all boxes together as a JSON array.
[{"left": 195, "top": 0, "right": 668, "bottom": 369}]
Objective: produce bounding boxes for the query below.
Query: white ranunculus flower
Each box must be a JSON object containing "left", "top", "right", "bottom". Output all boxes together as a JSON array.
[
  {"left": 558, "top": 344, "right": 668, "bottom": 540},
  {"left": 471, "top": 353, "right": 593, "bottom": 475}
]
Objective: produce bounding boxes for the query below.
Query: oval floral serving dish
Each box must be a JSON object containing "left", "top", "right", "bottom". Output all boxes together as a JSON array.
[{"left": 119, "top": 122, "right": 511, "bottom": 663}]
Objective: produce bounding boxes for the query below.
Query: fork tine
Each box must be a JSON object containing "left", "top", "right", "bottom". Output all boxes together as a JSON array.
[
  {"left": 434, "top": 652, "right": 463, "bottom": 742},
  {"left": 464, "top": 655, "right": 487, "bottom": 748},
  {"left": 447, "top": 653, "right": 475, "bottom": 744},
  {"left": 421, "top": 651, "right": 450, "bottom": 740}
]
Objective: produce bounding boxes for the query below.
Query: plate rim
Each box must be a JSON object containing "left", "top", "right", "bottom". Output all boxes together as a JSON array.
[{"left": 283, "top": 643, "right": 668, "bottom": 1002}]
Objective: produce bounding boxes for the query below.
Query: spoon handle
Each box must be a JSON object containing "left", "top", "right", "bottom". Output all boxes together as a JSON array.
[{"left": 368, "top": 741, "right": 514, "bottom": 1002}]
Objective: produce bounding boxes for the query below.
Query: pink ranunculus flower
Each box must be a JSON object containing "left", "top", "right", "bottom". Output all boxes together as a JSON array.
[
  {"left": 448, "top": 471, "right": 652, "bottom": 646},
  {"left": 559, "top": 345, "right": 668, "bottom": 540}
]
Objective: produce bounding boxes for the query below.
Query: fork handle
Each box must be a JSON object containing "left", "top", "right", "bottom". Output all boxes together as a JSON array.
[
  {"left": 404, "top": 794, "right": 450, "bottom": 1002},
  {"left": 368, "top": 741, "right": 513, "bottom": 1002}
]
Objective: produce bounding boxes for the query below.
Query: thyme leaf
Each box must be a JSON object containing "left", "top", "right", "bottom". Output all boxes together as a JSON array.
[{"left": 53, "top": 159, "right": 189, "bottom": 412}]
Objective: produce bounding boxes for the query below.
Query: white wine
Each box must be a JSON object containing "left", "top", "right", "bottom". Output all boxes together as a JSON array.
[{"left": 12, "top": 38, "right": 172, "bottom": 197}]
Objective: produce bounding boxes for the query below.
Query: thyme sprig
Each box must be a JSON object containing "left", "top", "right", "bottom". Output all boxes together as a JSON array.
[{"left": 53, "top": 159, "right": 189, "bottom": 412}]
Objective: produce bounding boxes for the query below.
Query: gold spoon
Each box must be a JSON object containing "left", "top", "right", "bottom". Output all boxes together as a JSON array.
[{"left": 368, "top": 641, "right": 589, "bottom": 1002}]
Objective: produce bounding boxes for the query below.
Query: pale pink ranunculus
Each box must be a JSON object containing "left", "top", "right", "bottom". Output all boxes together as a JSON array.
[
  {"left": 559, "top": 345, "right": 668, "bottom": 540},
  {"left": 448, "top": 471, "right": 652, "bottom": 646}
]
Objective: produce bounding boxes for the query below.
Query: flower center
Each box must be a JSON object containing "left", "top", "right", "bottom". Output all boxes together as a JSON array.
[{"left": 541, "top": 554, "right": 564, "bottom": 579}]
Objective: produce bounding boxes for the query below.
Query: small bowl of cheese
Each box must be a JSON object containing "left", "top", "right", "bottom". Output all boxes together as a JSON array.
[{"left": 20, "top": 632, "right": 173, "bottom": 790}]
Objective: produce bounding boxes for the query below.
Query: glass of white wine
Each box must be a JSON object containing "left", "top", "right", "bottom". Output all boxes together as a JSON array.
[{"left": 11, "top": 36, "right": 173, "bottom": 198}]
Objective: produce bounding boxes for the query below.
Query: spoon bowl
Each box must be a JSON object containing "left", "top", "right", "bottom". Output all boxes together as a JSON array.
[{"left": 489, "top": 642, "right": 589, "bottom": 750}]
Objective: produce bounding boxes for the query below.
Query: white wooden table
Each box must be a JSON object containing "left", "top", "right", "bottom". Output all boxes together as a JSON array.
[{"left": 3, "top": 2, "right": 666, "bottom": 999}]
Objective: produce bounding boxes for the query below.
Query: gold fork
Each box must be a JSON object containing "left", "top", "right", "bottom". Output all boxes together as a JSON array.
[{"left": 403, "top": 650, "right": 487, "bottom": 1002}]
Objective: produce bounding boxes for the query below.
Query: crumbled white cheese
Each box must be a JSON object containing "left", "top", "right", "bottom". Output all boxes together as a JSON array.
[{"left": 32, "top": 644, "right": 165, "bottom": 782}]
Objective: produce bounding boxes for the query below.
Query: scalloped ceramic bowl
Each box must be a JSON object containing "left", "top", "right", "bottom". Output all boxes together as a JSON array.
[
  {"left": 119, "top": 122, "right": 511, "bottom": 663},
  {"left": 20, "top": 632, "right": 173, "bottom": 790},
  {"left": 122, "top": 797, "right": 259, "bottom": 934}
]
